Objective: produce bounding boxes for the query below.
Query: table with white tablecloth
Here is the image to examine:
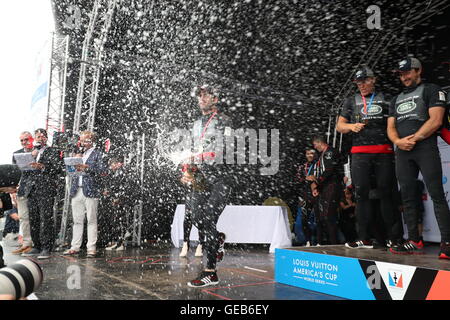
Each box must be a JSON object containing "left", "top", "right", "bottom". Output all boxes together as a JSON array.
[{"left": 170, "top": 205, "right": 292, "bottom": 253}]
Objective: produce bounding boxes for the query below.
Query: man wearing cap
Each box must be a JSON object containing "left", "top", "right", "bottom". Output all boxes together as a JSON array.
[
  {"left": 181, "top": 85, "right": 234, "bottom": 287},
  {"left": 337, "top": 67, "right": 400, "bottom": 249},
  {"left": 308, "top": 136, "right": 343, "bottom": 245},
  {"left": 388, "top": 57, "right": 450, "bottom": 259}
]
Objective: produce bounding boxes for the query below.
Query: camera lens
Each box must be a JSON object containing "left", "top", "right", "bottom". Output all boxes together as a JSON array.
[{"left": 0, "top": 259, "right": 43, "bottom": 299}]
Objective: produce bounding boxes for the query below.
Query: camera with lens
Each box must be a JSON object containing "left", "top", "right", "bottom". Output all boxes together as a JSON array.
[{"left": 0, "top": 246, "right": 43, "bottom": 300}]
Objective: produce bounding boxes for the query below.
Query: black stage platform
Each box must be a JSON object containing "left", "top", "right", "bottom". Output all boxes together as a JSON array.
[{"left": 1, "top": 240, "right": 344, "bottom": 300}]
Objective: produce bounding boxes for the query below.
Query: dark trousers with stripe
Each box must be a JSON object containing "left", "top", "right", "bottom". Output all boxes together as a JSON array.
[
  {"left": 396, "top": 141, "right": 450, "bottom": 242},
  {"left": 188, "top": 179, "right": 231, "bottom": 270},
  {"left": 316, "top": 182, "right": 341, "bottom": 245},
  {"left": 351, "top": 153, "right": 400, "bottom": 241},
  {"left": 183, "top": 197, "right": 205, "bottom": 245}
]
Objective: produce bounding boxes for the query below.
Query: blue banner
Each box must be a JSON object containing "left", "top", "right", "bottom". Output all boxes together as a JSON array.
[
  {"left": 31, "top": 81, "right": 48, "bottom": 108},
  {"left": 275, "top": 248, "right": 375, "bottom": 300}
]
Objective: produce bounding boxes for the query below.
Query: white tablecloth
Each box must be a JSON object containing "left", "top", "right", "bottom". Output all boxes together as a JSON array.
[{"left": 170, "top": 205, "right": 292, "bottom": 253}]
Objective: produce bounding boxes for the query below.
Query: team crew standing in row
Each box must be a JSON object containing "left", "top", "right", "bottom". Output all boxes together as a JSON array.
[{"left": 336, "top": 57, "right": 450, "bottom": 259}]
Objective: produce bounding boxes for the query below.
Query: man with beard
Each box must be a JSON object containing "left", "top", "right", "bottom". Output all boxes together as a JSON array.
[
  {"left": 181, "top": 85, "right": 233, "bottom": 287},
  {"left": 388, "top": 57, "right": 450, "bottom": 259}
]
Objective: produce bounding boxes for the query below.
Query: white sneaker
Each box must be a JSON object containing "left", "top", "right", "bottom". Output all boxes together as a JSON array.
[
  {"left": 194, "top": 244, "right": 203, "bottom": 257},
  {"left": 306, "top": 241, "right": 311, "bottom": 247},
  {"left": 179, "top": 242, "right": 189, "bottom": 257},
  {"left": 105, "top": 243, "right": 118, "bottom": 251},
  {"left": 116, "top": 244, "right": 125, "bottom": 251}
]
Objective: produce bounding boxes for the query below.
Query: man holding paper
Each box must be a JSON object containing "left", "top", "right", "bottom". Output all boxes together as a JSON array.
[
  {"left": 22, "top": 129, "right": 64, "bottom": 259},
  {"left": 11, "top": 131, "right": 35, "bottom": 255},
  {"left": 63, "top": 131, "right": 107, "bottom": 258}
]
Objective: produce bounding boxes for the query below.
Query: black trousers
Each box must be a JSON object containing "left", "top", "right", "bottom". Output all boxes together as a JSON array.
[
  {"left": 183, "top": 198, "right": 205, "bottom": 245},
  {"left": 351, "top": 153, "right": 399, "bottom": 241},
  {"left": 316, "top": 182, "right": 341, "bottom": 245},
  {"left": 106, "top": 203, "right": 133, "bottom": 245},
  {"left": 301, "top": 203, "right": 316, "bottom": 244},
  {"left": 187, "top": 179, "right": 231, "bottom": 270},
  {"left": 28, "top": 192, "right": 56, "bottom": 251},
  {"left": 396, "top": 141, "right": 450, "bottom": 242}
]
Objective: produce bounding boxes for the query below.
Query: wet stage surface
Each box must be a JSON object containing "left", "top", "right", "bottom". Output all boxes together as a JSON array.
[
  {"left": 1, "top": 241, "right": 344, "bottom": 300},
  {"left": 6, "top": 240, "right": 446, "bottom": 300}
]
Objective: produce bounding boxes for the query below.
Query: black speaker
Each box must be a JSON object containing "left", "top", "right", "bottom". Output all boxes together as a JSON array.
[{"left": 0, "top": 164, "right": 22, "bottom": 188}]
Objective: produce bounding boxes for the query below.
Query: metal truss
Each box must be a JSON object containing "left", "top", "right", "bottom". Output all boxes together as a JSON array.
[
  {"left": 72, "top": 0, "right": 117, "bottom": 134},
  {"left": 131, "top": 133, "right": 145, "bottom": 247},
  {"left": 46, "top": 32, "right": 70, "bottom": 140}
]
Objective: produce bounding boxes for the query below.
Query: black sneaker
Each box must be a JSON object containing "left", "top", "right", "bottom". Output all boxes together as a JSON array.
[
  {"left": 345, "top": 240, "right": 373, "bottom": 249},
  {"left": 390, "top": 240, "right": 424, "bottom": 255},
  {"left": 439, "top": 242, "right": 450, "bottom": 260},
  {"left": 216, "top": 232, "right": 226, "bottom": 262},
  {"left": 187, "top": 271, "right": 219, "bottom": 288},
  {"left": 386, "top": 239, "right": 402, "bottom": 248}
]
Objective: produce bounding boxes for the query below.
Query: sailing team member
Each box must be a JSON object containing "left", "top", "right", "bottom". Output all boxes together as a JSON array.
[
  {"left": 308, "top": 136, "right": 343, "bottom": 245},
  {"left": 296, "top": 148, "right": 318, "bottom": 245},
  {"left": 181, "top": 85, "right": 233, "bottom": 287},
  {"left": 337, "top": 66, "right": 400, "bottom": 249},
  {"left": 388, "top": 57, "right": 450, "bottom": 259}
]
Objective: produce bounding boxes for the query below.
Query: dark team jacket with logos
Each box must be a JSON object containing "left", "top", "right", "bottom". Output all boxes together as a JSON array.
[
  {"left": 316, "top": 146, "right": 342, "bottom": 190},
  {"left": 340, "top": 92, "right": 393, "bottom": 153},
  {"left": 389, "top": 83, "right": 447, "bottom": 142},
  {"left": 190, "top": 111, "right": 234, "bottom": 185}
]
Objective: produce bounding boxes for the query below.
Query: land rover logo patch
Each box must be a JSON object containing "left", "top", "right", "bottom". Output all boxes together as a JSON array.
[
  {"left": 397, "top": 101, "right": 416, "bottom": 114},
  {"left": 361, "top": 104, "right": 382, "bottom": 116}
]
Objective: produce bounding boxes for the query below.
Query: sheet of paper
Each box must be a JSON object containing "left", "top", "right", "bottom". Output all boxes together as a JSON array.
[
  {"left": 64, "top": 157, "right": 84, "bottom": 176},
  {"left": 13, "top": 153, "right": 36, "bottom": 171}
]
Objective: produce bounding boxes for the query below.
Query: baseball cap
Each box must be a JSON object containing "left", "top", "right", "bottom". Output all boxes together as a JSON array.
[
  {"left": 353, "top": 66, "right": 375, "bottom": 81},
  {"left": 194, "top": 84, "right": 219, "bottom": 97},
  {"left": 394, "top": 57, "right": 422, "bottom": 72}
]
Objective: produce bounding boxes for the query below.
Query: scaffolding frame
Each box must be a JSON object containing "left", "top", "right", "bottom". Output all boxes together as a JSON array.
[
  {"left": 131, "top": 133, "right": 145, "bottom": 247},
  {"left": 46, "top": 33, "right": 70, "bottom": 139},
  {"left": 57, "top": 0, "right": 118, "bottom": 249}
]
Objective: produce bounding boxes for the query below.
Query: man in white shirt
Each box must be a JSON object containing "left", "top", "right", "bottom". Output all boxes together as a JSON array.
[{"left": 63, "top": 131, "right": 106, "bottom": 258}]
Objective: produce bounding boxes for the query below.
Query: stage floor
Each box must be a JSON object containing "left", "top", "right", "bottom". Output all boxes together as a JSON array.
[
  {"left": 288, "top": 243, "right": 450, "bottom": 272},
  {"left": 1, "top": 239, "right": 344, "bottom": 300}
]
